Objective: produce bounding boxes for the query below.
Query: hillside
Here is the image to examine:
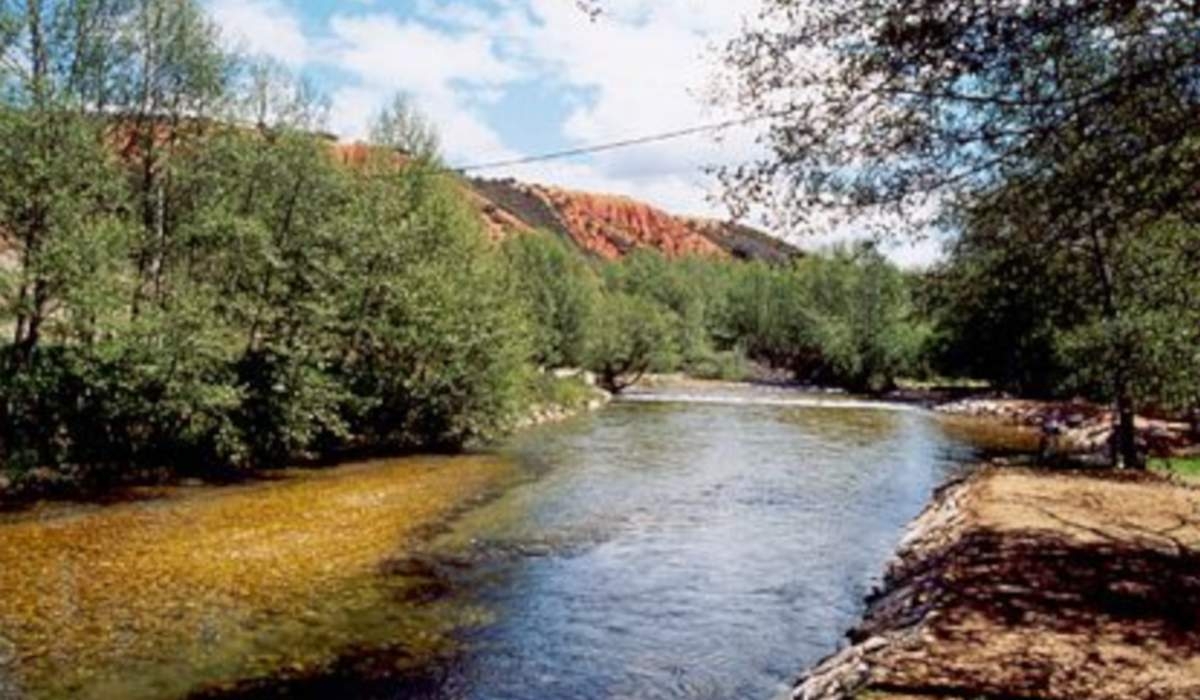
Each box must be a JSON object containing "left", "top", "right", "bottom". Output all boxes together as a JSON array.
[
  {"left": 0, "top": 139, "right": 799, "bottom": 269},
  {"left": 467, "top": 177, "right": 800, "bottom": 263}
]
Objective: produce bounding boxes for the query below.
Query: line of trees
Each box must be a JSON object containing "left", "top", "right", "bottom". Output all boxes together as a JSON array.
[
  {"left": 0, "top": 0, "right": 531, "bottom": 476},
  {"left": 504, "top": 233, "right": 930, "bottom": 395},
  {"left": 721, "top": 0, "right": 1200, "bottom": 468},
  {"left": 0, "top": 0, "right": 931, "bottom": 485},
  {"left": 20, "top": 0, "right": 1184, "bottom": 483}
]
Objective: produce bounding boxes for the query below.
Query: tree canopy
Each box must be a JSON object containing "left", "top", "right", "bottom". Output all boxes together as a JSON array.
[{"left": 723, "top": 0, "right": 1200, "bottom": 466}]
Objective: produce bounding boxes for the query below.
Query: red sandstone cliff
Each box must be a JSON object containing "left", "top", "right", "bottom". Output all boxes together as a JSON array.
[
  {"left": 465, "top": 177, "right": 799, "bottom": 263},
  {"left": 289, "top": 140, "right": 799, "bottom": 262}
]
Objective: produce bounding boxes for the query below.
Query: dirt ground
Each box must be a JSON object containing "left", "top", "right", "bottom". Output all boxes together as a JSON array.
[{"left": 794, "top": 467, "right": 1200, "bottom": 700}]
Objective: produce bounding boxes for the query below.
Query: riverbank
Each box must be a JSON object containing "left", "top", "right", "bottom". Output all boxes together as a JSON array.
[
  {"left": 792, "top": 466, "right": 1200, "bottom": 700},
  {"left": 934, "top": 397, "right": 1197, "bottom": 461},
  {"left": 0, "top": 375, "right": 609, "bottom": 510}
]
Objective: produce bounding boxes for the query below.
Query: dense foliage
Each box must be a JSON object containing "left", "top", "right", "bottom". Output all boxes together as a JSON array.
[
  {"left": 0, "top": 0, "right": 531, "bottom": 477},
  {"left": 722, "top": 0, "right": 1200, "bottom": 466},
  {"left": 0, "top": 0, "right": 949, "bottom": 485},
  {"left": 932, "top": 216, "right": 1200, "bottom": 412},
  {"left": 507, "top": 238, "right": 929, "bottom": 395}
]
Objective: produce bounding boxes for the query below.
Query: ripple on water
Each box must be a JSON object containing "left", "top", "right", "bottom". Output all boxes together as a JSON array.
[{"left": 0, "top": 389, "right": 1020, "bottom": 700}]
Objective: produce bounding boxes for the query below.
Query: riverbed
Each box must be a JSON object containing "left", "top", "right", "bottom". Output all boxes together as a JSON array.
[{"left": 0, "top": 386, "right": 1021, "bottom": 699}]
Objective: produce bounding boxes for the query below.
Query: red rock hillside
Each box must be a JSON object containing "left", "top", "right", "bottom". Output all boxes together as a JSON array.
[
  {"left": 325, "top": 141, "right": 799, "bottom": 263},
  {"left": 466, "top": 177, "right": 799, "bottom": 263},
  {"left": 0, "top": 131, "right": 797, "bottom": 268}
]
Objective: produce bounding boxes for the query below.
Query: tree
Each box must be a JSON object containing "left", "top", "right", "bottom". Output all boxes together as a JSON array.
[
  {"left": 502, "top": 231, "right": 599, "bottom": 369},
  {"left": 333, "top": 105, "right": 531, "bottom": 451},
  {"left": 804, "top": 246, "right": 928, "bottom": 393},
  {"left": 369, "top": 93, "right": 440, "bottom": 161},
  {"left": 585, "top": 292, "right": 677, "bottom": 394},
  {"left": 722, "top": 0, "right": 1200, "bottom": 467},
  {"left": 109, "top": 0, "right": 232, "bottom": 315},
  {"left": 0, "top": 11, "right": 539, "bottom": 477},
  {"left": 929, "top": 210, "right": 1090, "bottom": 397}
]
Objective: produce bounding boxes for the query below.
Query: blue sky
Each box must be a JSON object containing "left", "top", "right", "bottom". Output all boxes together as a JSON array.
[{"left": 206, "top": 0, "right": 944, "bottom": 266}]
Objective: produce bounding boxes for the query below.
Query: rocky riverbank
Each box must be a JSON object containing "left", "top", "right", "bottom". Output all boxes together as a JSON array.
[
  {"left": 935, "top": 397, "right": 1197, "bottom": 461},
  {"left": 514, "top": 371, "right": 611, "bottom": 430},
  {"left": 792, "top": 467, "right": 1200, "bottom": 700}
]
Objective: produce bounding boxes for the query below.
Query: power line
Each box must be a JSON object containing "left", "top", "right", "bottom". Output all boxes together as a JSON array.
[{"left": 452, "top": 112, "right": 780, "bottom": 173}]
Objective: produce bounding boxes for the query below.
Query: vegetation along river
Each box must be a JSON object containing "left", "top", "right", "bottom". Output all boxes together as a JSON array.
[{"left": 0, "top": 386, "right": 1027, "bottom": 700}]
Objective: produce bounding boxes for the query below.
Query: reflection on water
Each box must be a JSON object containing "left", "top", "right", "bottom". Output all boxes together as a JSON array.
[
  {"left": 0, "top": 457, "right": 517, "bottom": 700},
  {"left": 0, "top": 388, "right": 1017, "bottom": 700},
  {"left": 404, "top": 393, "right": 984, "bottom": 700}
]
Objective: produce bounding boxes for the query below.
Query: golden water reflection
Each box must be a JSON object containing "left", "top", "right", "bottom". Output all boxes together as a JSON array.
[{"left": 0, "top": 456, "right": 516, "bottom": 699}]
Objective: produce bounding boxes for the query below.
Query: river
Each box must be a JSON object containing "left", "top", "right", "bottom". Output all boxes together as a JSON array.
[{"left": 0, "top": 386, "right": 1026, "bottom": 700}]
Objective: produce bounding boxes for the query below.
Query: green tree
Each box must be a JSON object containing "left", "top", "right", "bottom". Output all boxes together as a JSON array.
[
  {"left": 585, "top": 292, "right": 677, "bottom": 394},
  {"left": 335, "top": 107, "right": 531, "bottom": 450},
  {"left": 109, "top": 0, "right": 232, "bottom": 315},
  {"left": 0, "top": 9, "right": 538, "bottom": 478},
  {"left": 502, "top": 230, "right": 599, "bottom": 369},
  {"left": 802, "top": 247, "right": 927, "bottom": 393},
  {"left": 369, "top": 93, "right": 440, "bottom": 161},
  {"left": 722, "top": 0, "right": 1200, "bottom": 467}
]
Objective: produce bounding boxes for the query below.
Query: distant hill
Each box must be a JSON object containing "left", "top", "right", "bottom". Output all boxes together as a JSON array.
[{"left": 467, "top": 177, "right": 800, "bottom": 263}]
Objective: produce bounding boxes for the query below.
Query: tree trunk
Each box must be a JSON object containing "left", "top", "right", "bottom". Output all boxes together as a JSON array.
[
  {"left": 1114, "top": 383, "right": 1142, "bottom": 470},
  {"left": 1084, "top": 223, "right": 1143, "bottom": 470}
]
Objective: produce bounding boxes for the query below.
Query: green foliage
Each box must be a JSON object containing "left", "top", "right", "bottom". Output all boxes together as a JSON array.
[
  {"left": 0, "top": 1, "right": 533, "bottom": 478},
  {"left": 726, "top": 247, "right": 928, "bottom": 392},
  {"left": 602, "top": 250, "right": 740, "bottom": 376},
  {"left": 525, "top": 245, "right": 930, "bottom": 394},
  {"left": 529, "top": 372, "right": 597, "bottom": 411},
  {"left": 722, "top": 0, "right": 1200, "bottom": 466},
  {"left": 933, "top": 210, "right": 1200, "bottom": 413},
  {"left": 685, "top": 347, "right": 751, "bottom": 382},
  {"left": 339, "top": 169, "right": 531, "bottom": 450},
  {"left": 584, "top": 292, "right": 678, "bottom": 393},
  {"left": 1054, "top": 220, "right": 1200, "bottom": 412},
  {"left": 502, "top": 231, "right": 599, "bottom": 369}
]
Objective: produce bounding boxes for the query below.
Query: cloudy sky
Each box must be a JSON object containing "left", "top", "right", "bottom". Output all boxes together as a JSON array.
[{"left": 207, "top": 0, "right": 944, "bottom": 266}]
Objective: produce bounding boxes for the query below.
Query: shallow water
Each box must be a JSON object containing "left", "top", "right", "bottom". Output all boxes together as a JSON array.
[
  {"left": 414, "top": 392, "right": 980, "bottom": 700},
  {"left": 0, "top": 387, "right": 1007, "bottom": 700}
]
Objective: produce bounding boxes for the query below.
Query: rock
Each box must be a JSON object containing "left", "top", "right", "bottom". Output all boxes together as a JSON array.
[{"left": 791, "top": 640, "right": 877, "bottom": 700}]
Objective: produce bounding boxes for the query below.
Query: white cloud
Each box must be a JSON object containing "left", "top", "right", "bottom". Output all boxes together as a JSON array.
[
  {"left": 319, "top": 12, "right": 523, "bottom": 162},
  {"left": 208, "top": 0, "right": 310, "bottom": 67},
  {"left": 201, "top": 0, "right": 946, "bottom": 267},
  {"left": 444, "top": 0, "right": 766, "bottom": 215}
]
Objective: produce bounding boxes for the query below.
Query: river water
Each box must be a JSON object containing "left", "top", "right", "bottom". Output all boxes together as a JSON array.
[{"left": 0, "top": 386, "right": 1023, "bottom": 700}]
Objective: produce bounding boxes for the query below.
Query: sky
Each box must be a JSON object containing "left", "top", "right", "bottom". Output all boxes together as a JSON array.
[{"left": 206, "top": 0, "right": 945, "bottom": 267}]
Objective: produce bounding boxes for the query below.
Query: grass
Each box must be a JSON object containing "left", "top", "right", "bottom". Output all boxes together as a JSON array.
[{"left": 1151, "top": 456, "right": 1200, "bottom": 482}]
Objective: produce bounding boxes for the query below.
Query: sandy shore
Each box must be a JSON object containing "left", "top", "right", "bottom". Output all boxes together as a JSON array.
[{"left": 793, "top": 467, "right": 1200, "bottom": 700}]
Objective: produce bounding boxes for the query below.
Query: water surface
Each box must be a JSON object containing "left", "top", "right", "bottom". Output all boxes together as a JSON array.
[
  {"left": 0, "top": 387, "right": 1004, "bottom": 700},
  {"left": 400, "top": 388, "right": 982, "bottom": 699}
]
